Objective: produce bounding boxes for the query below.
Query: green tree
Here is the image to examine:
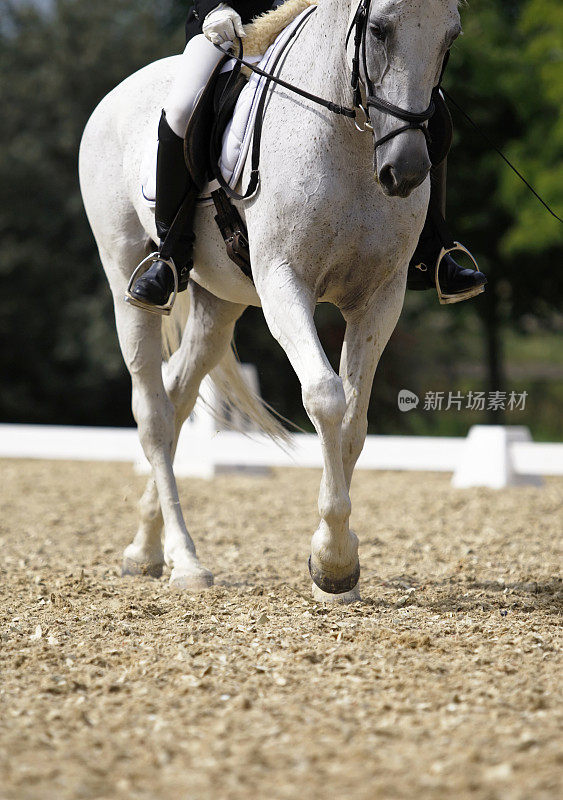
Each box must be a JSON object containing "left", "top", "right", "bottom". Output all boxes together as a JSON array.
[
  {"left": 0, "top": 0, "right": 182, "bottom": 424},
  {"left": 429, "top": 0, "right": 562, "bottom": 423},
  {"left": 500, "top": 0, "right": 563, "bottom": 263},
  {"left": 1, "top": 0, "right": 561, "bottom": 440}
]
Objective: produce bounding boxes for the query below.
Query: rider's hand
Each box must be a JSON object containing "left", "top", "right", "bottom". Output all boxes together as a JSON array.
[{"left": 202, "top": 3, "right": 245, "bottom": 45}]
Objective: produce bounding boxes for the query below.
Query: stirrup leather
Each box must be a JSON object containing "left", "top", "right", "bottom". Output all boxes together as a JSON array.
[{"left": 124, "top": 252, "right": 179, "bottom": 317}]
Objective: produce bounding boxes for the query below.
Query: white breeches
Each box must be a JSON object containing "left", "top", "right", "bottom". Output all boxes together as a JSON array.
[{"left": 164, "top": 34, "right": 227, "bottom": 138}]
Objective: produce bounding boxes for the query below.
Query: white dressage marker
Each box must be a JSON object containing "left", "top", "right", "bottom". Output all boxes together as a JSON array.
[
  {"left": 3, "top": 422, "right": 561, "bottom": 485},
  {"left": 452, "top": 425, "right": 544, "bottom": 489}
]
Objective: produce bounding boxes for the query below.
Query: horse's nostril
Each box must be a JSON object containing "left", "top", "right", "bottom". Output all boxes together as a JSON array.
[{"left": 379, "top": 164, "right": 396, "bottom": 191}]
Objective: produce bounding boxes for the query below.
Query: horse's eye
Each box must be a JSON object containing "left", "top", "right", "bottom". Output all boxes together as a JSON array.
[{"left": 370, "top": 23, "right": 386, "bottom": 42}]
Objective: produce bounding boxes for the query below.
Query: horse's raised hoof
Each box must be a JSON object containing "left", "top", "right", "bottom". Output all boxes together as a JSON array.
[
  {"left": 122, "top": 557, "right": 164, "bottom": 579},
  {"left": 169, "top": 567, "right": 214, "bottom": 592},
  {"left": 311, "top": 582, "right": 361, "bottom": 604},
  {"left": 308, "top": 556, "right": 360, "bottom": 596}
]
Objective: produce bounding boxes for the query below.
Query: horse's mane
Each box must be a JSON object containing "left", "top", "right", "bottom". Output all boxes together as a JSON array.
[{"left": 243, "top": 0, "right": 316, "bottom": 57}]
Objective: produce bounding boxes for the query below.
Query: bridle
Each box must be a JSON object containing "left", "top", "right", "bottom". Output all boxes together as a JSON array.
[
  {"left": 347, "top": 0, "right": 436, "bottom": 146},
  {"left": 216, "top": 0, "right": 439, "bottom": 149}
]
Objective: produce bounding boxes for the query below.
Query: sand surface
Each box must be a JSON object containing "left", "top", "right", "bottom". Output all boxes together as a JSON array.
[{"left": 0, "top": 459, "right": 561, "bottom": 800}]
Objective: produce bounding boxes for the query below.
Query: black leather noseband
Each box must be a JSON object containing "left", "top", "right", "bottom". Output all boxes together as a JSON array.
[{"left": 367, "top": 95, "right": 435, "bottom": 149}]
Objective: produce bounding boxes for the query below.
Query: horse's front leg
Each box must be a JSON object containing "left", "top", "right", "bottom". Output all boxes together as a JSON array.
[
  {"left": 340, "top": 282, "right": 406, "bottom": 489},
  {"left": 258, "top": 266, "right": 358, "bottom": 603}
]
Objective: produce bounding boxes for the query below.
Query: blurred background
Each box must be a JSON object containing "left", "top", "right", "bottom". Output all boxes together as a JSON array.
[{"left": 1, "top": 0, "right": 561, "bottom": 439}]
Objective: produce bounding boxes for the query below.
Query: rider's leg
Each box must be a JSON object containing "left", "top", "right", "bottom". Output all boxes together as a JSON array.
[
  {"left": 407, "top": 92, "right": 487, "bottom": 304},
  {"left": 128, "top": 35, "right": 225, "bottom": 313}
]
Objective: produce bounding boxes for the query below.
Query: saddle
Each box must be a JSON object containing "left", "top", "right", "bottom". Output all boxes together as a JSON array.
[
  {"left": 183, "top": 56, "right": 252, "bottom": 276},
  {"left": 184, "top": 59, "right": 246, "bottom": 191},
  {"left": 177, "top": 4, "right": 319, "bottom": 279}
]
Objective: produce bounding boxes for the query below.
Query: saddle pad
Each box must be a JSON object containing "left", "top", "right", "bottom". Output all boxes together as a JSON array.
[{"left": 141, "top": 7, "right": 313, "bottom": 207}]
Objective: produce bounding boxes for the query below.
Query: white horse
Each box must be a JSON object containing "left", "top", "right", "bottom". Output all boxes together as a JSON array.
[{"left": 79, "top": 0, "right": 463, "bottom": 602}]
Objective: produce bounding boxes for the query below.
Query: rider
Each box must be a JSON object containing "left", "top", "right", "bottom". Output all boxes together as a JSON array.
[{"left": 127, "top": 1, "right": 487, "bottom": 313}]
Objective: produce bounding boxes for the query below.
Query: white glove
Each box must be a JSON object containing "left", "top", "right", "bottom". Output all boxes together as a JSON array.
[{"left": 202, "top": 3, "right": 245, "bottom": 45}]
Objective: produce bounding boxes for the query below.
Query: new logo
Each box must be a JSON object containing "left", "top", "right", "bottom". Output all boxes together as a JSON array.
[{"left": 398, "top": 389, "right": 419, "bottom": 412}]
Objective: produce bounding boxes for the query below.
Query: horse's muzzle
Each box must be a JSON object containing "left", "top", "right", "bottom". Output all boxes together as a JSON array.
[
  {"left": 375, "top": 133, "right": 431, "bottom": 198},
  {"left": 377, "top": 163, "right": 429, "bottom": 197}
]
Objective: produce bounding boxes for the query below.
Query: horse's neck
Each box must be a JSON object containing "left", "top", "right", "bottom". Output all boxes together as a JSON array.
[
  {"left": 278, "top": 0, "right": 372, "bottom": 167},
  {"left": 286, "top": 0, "right": 353, "bottom": 110}
]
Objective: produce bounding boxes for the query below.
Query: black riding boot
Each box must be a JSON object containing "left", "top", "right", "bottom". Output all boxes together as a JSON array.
[
  {"left": 407, "top": 87, "right": 487, "bottom": 304},
  {"left": 407, "top": 157, "right": 487, "bottom": 304},
  {"left": 127, "top": 111, "right": 197, "bottom": 314}
]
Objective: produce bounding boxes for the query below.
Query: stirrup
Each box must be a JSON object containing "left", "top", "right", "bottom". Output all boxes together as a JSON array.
[
  {"left": 435, "top": 242, "right": 485, "bottom": 305},
  {"left": 124, "top": 252, "right": 179, "bottom": 316}
]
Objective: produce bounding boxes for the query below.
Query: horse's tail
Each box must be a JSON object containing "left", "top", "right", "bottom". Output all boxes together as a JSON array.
[{"left": 161, "top": 291, "right": 289, "bottom": 443}]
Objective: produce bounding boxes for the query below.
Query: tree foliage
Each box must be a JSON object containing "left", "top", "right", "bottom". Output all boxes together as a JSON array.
[
  {"left": 445, "top": 0, "right": 562, "bottom": 319},
  {"left": 0, "top": 0, "right": 561, "bottom": 437},
  {"left": 0, "top": 0, "right": 183, "bottom": 424}
]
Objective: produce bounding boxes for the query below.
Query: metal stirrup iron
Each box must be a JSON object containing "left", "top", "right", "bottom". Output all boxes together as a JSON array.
[
  {"left": 434, "top": 243, "right": 484, "bottom": 305},
  {"left": 125, "top": 253, "right": 180, "bottom": 316}
]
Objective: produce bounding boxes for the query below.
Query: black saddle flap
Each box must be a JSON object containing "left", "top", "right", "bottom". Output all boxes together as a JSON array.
[
  {"left": 212, "top": 70, "right": 248, "bottom": 156},
  {"left": 428, "top": 89, "right": 453, "bottom": 166},
  {"left": 183, "top": 56, "right": 228, "bottom": 189},
  {"left": 184, "top": 58, "right": 248, "bottom": 190}
]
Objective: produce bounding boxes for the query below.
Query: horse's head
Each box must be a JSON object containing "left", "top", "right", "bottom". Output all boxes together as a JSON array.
[{"left": 358, "top": 0, "right": 461, "bottom": 197}]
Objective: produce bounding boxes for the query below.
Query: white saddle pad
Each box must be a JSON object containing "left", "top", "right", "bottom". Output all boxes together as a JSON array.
[{"left": 141, "top": 7, "right": 312, "bottom": 206}]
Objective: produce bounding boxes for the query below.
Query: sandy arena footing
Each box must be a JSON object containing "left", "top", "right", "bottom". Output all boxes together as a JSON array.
[{"left": 0, "top": 460, "right": 561, "bottom": 800}]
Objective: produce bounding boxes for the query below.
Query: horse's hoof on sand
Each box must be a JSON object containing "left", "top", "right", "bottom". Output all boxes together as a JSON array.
[
  {"left": 122, "top": 557, "right": 164, "bottom": 579},
  {"left": 311, "top": 582, "right": 361, "bottom": 604},
  {"left": 308, "top": 556, "right": 360, "bottom": 596},
  {"left": 169, "top": 567, "right": 214, "bottom": 592}
]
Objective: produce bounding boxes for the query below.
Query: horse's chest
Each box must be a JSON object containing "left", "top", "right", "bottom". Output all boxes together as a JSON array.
[{"left": 248, "top": 119, "right": 428, "bottom": 305}]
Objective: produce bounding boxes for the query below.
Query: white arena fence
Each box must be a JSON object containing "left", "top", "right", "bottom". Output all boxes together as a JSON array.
[{"left": 1, "top": 367, "right": 562, "bottom": 489}]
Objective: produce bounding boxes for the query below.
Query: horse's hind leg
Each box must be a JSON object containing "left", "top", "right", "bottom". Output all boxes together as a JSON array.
[
  {"left": 123, "top": 284, "right": 245, "bottom": 582},
  {"left": 102, "top": 248, "right": 214, "bottom": 591},
  {"left": 122, "top": 477, "right": 164, "bottom": 577},
  {"left": 162, "top": 282, "right": 246, "bottom": 426},
  {"left": 121, "top": 278, "right": 245, "bottom": 586},
  {"left": 160, "top": 282, "right": 246, "bottom": 587},
  {"left": 87, "top": 242, "right": 165, "bottom": 578}
]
